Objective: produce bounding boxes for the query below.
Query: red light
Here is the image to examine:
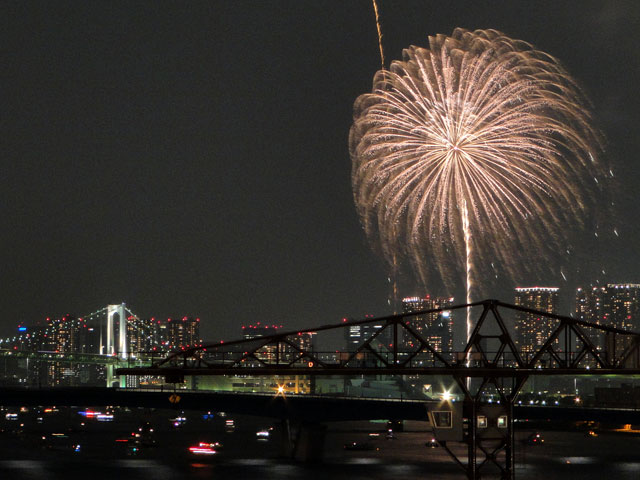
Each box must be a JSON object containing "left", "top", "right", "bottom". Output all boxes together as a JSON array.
[{"left": 189, "top": 445, "right": 216, "bottom": 455}]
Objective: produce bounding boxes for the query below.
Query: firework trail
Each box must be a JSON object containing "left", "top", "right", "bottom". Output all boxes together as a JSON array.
[
  {"left": 350, "top": 28, "right": 608, "bottom": 339},
  {"left": 371, "top": 0, "right": 386, "bottom": 71}
]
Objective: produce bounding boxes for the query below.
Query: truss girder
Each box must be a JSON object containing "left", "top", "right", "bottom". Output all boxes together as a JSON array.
[{"left": 117, "top": 299, "right": 640, "bottom": 378}]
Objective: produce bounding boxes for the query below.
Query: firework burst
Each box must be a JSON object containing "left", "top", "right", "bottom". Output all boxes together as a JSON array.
[{"left": 350, "top": 28, "right": 608, "bottom": 317}]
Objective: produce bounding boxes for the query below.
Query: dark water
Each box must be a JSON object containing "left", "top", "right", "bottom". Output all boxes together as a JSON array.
[{"left": 1, "top": 408, "right": 639, "bottom": 479}]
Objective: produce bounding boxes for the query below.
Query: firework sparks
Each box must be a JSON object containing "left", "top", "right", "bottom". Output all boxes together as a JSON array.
[{"left": 350, "top": 28, "right": 608, "bottom": 336}]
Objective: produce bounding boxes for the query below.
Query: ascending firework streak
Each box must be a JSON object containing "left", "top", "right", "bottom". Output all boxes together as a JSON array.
[
  {"left": 350, "top": 28, "right": 608, "bottom": 341},
  {"left": 371, "top": 0, "right": 386, "bottom": 71}
]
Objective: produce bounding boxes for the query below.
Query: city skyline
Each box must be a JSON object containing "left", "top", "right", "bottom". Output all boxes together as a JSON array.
[
  {"left": 3, "top": 283, "right": 638, "bottom": 392},
  {"left": 4, "top": 281, "right": 639, "bottom": 348},
  {"left": 3, "top": 1, "right": 640, "bottom": 342}
]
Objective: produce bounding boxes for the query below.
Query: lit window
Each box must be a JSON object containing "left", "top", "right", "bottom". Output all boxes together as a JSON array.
[{"left": 497, "top": 415, "right": 508, "bottom": 428}]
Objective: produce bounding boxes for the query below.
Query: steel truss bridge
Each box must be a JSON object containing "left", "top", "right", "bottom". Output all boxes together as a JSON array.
[{"left": 118, "top": 299, "right": 640, "bottom": 480}]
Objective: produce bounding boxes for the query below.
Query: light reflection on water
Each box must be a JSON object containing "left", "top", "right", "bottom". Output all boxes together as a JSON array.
[
  {"left": 3, "top": 458, "right": 640, "bottom": 480},
  {"left": 2, "top": 412, "right": 640, "bottom": 480},
  {"left": 616, "top": 462, "right": 640, "bottom": 472},
  {"left": 561, "top": 456, "right": 597, "bottom": 465},
  {"left": 344, "top": 457, "right": 382, "bottom": 465}
]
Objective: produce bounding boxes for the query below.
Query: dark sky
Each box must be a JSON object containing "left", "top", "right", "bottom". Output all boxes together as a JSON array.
[{"left": 2, "top": 1, "right": 639, "bottom": 342}]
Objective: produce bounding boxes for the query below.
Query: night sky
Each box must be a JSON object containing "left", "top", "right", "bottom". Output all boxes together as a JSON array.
[{"left": 3, "top": 1, "right": 639, "bottom": 342}]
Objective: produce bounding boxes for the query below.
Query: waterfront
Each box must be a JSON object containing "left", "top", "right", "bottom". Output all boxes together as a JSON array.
[{"left": 1, "top": 407, "right": 639, "bottom": 479}]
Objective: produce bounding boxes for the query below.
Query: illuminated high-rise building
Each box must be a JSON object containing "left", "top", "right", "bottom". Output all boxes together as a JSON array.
[
  {"left": 34, "top": 314, "right": 87, "bottom": 354},
  {"left": 14, "top": 324, "right": 46, "bottom": 351},
  {"left": 290, "top": 331, "right": 317, "bottom": 352},
  {"left": 575, "top": 284, "right": 640, "bottom": 353},
  {"left": 514, "top": 287, "right": 559, "bottom": 355},
  {"left": 343, "top": 315, "right": 390, "bottom": 351},
  {"left": 605, "top": 284, "right": 640, "bottom": 332},
  {"left": 575, "top": 286, "right": 607, "bottom": 350},
  {"left": 238, "top": 322, "right": 311, "bottom": 393},
  {"left": 575, "top": 286, "right": 607, "bottom": 324},
  {"left": 33, "top": 314, "right": 97, "bottom": 386},
  {"left": 158, "top": 317, "right": 201, "bottom": 350},
  {"left": 8, "top": 314, "right": 103, "bottom": 387},
  {"left": 401, "top": 295, "right": 454, "bottom": 352},
  {"left": 242, "top": 323, "right": 316, "bottom": 356},
  {"left": 241, "top": 322, "right": 285, "bottom": 363},
  {"left": 242, "top": 322, "right": 284, "bottom": 340},
  {"left": 126, "top": 315, "right": 158, "bottom": 354}
]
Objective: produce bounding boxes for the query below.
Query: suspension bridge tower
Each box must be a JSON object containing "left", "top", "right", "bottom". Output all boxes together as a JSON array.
[
  {"left": 103, "top": 303, "right": 128, "bottom": 388},
  {"left": 105, "top": 303, "right": 128, "bottom": 359}
]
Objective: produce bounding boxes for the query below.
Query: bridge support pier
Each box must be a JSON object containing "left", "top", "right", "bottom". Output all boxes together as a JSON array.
[
  {"left": 437, "top": 375, "right": 526, "bottom": 480},
  {"left": 444, "top": 299, "right": 529, "bottom": 479},
  {"left": 106, "top": 364, "right": 127, "bottom": 388},
  {"left": 279, "top": 419, "right": 294, "bottom": 457},
  {"left": 283, "top": 421, "right": 327, "bottom": 462}
]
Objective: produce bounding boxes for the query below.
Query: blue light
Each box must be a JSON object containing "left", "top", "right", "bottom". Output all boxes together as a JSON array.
[{"left": 18, "top": 327, "right": 27, "bottom": 332}]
